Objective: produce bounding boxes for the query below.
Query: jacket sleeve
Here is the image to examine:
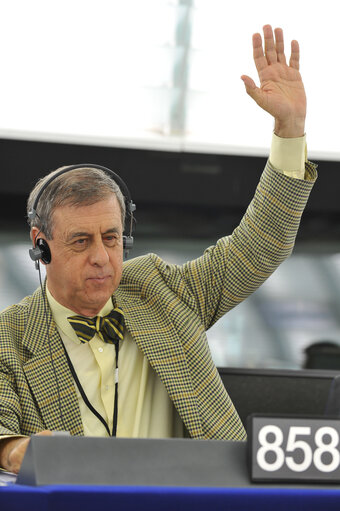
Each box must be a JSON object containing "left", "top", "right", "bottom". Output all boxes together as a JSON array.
[
  {"left": 155, "top": 160, "right": 317, "bottom": 330},
  {"left": 0, "top": 362, "right": 24, "bottom": 436},
  {"left": 0, "top": 298, "right": 42, "bottom": 438}
]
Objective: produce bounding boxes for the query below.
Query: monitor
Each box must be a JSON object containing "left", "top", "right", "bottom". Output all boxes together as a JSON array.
[{"left": 218, "top": 367, "right": 340, "bottom": 430}]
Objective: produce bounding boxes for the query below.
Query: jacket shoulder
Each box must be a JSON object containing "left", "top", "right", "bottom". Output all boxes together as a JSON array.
[
  {"left": 0, "top": 288, "right": 42, "bottom": 345},
  {"left": 120, "top": 253, "right": 186, "bottom": 295}
]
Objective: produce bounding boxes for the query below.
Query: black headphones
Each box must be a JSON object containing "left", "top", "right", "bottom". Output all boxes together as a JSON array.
[{"left": 28, "top": 163, "right": 136, "bottom": 267}]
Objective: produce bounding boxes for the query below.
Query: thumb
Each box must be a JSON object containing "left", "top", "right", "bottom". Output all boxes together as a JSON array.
[{"left": 241, "top": 75, "right": 263, "bottom": 106}]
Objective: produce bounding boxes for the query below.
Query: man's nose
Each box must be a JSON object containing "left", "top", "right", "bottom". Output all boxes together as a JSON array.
[{"left": 89, "top": 239, "right": 110, "bottom": 266}]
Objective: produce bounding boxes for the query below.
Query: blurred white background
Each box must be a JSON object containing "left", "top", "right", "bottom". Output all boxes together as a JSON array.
[
  {"left": 0, "top": 0, "right": 336, "bottom": 158},
  {"left": 1, "top": 1, "right": 339, "bottom": 370}
]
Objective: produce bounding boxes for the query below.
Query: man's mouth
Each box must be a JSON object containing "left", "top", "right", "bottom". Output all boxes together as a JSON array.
[{"left": 87, "top": 275, "right": 110, "bottom": 283}]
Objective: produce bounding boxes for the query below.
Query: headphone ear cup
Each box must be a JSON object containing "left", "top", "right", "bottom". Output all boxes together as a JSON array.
[{"left": 36, "top": 238, "right": 52, "bottom": 264}]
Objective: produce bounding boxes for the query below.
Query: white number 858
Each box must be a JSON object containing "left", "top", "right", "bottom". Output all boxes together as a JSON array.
[{"left": 256, "top": 425, "right": 340, "bottom": 473}]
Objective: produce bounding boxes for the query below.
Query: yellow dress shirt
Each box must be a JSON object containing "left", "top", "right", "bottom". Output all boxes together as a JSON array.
[{"left": 46, "top": 287, "right": 185, "bottom": 438}]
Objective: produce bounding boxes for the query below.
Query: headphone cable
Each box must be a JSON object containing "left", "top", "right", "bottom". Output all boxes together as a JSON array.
[{"left": 37, "top": 261, "right": 68, "bottom": 433}]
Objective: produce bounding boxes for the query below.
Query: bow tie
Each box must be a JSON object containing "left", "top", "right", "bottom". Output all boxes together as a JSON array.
[{"left": 68, "top": 307, "right": 125, "bottom": 345}]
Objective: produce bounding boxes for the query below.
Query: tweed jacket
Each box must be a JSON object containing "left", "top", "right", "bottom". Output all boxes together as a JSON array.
[{"left": 0, "top": 161, "right": 317, "bottom": 442}]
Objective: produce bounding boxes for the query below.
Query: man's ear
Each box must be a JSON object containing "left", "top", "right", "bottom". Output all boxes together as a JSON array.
[{"left": 30, "top": 226, "right": 40, "bottom": 244}]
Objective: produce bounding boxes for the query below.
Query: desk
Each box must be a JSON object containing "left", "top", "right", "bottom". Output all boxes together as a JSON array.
[
  {"left": 1, "top": 484, "right": 340, "bottom": 511},
  {"left": 2, "top": 437, "right": 340, "bottom": 510}
]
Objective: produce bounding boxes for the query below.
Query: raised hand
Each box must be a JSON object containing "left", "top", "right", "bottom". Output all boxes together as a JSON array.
[{"left": 241, "top": 25, "right": 306, "bottom": 138}]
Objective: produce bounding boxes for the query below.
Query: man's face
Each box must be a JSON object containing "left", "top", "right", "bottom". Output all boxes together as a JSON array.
[{"left": 37, "top": 194, "right": 124, "bottom": 316}]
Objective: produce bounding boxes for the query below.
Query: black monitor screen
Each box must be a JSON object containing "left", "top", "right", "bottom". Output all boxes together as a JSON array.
[{"left": 218, "top": 367, "right": 340, "bottom": 430}]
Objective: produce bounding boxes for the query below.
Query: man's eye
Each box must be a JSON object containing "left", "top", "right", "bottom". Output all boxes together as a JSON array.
[{"left": 104, "top": 235, "right": 118, "bottom": 244}]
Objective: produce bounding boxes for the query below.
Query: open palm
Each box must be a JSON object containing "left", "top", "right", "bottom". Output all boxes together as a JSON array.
[{"left": 242, "top": 25, "right": 306, "bottom": 137}]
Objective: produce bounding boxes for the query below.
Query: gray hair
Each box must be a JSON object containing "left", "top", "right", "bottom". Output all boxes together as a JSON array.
[{"left": 27, "top": 166, "right": 126, "bottom": 239}]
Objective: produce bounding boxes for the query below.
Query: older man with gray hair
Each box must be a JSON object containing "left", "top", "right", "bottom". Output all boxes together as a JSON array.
[{"left": 0, "top": 25, "right": 317, "bottom": 474}]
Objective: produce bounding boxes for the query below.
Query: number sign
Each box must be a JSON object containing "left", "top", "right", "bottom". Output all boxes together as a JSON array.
[{"left": 248, "top": 416, "right": 340, "bottom": 483}]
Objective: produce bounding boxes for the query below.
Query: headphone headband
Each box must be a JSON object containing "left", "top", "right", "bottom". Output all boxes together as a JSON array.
[{"left": 28, "top": 163, "right": 136, "bottom": 222}]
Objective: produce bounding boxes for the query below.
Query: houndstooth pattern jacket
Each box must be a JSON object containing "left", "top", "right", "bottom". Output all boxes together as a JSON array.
[{"left": 0, "top": 162, "right": 317, "bottom": 441}]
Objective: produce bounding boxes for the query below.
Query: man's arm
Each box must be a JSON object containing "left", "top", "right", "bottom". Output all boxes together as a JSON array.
[{"left": 157, "top": 26, "right": 316, "bottom": 328}]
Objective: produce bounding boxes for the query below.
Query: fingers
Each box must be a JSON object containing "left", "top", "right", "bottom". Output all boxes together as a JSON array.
[
  {"left": 252, "top": 25, "right": 298, "bottom": 70},
  {"left": 289, "top": 39, "right": 300, "bottom": 70},
  {"left": 252, "top": 32, "right": 267, "bottom": 73},
  {"left": 252, "top": 25, "right": 278, "bottom": 74},
  {"left": 274, "top": 28, "right": 286, "bottom": 65},
  {"left": 263, "top": 25, "right": 277, "bottom": 65}
]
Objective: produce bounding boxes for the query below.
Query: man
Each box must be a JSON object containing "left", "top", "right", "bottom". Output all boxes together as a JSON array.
[{"left": 0, "top": 25, "right": 317, "bottom": 473}]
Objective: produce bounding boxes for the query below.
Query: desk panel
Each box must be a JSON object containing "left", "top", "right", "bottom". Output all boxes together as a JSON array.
[{"left": 1, "top": 485, "right": 340, "bottom": 511}]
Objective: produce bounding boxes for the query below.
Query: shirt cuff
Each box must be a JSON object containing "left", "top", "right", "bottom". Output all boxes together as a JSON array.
[{"left": 269, "top": 132, "right": 307, "bottom": 180}]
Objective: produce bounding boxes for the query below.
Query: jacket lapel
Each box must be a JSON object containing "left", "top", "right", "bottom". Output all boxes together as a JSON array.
[
  {"left": 21, "top": 288, "right": 83, "bottom": 435},
  {"left": 116, "top": 289, "right": 203, "bottom": 438}
]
